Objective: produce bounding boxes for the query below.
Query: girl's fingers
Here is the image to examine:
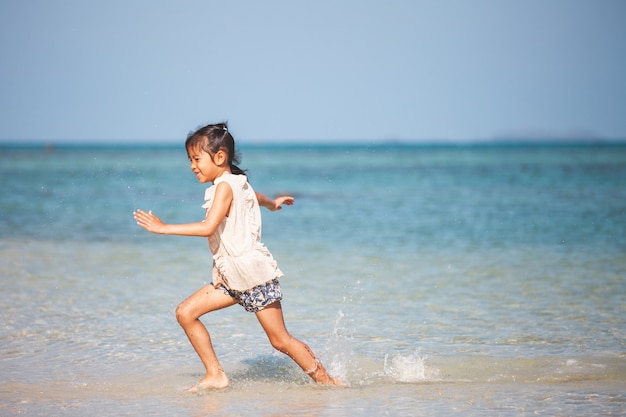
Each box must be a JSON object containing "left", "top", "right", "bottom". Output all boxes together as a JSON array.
[{"left": 133, "top": 210, "right": 151, "bottom": 225}]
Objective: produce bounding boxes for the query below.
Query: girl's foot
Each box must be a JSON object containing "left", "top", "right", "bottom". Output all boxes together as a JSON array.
[
  {"left": 187, "top": 369, "right": 230, "bottom": 392},
  {"left": 306, "top": 362, "right": 349, "bottom": 387},
  {"left": 323, "top": 375, "right": 350, "bottom": 387}
]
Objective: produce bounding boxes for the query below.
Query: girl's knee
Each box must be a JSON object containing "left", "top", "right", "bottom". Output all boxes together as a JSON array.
[
  {"left": 268, "top": 334, "right": 294, "bottom": 354},
  {"left": 175, "top": 302, "right": 194, "bottom": 326}
]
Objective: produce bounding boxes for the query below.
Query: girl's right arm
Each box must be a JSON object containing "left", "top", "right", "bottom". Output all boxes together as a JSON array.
[{"left": 134, "top": 182, "right": 233, "bottom": 237}]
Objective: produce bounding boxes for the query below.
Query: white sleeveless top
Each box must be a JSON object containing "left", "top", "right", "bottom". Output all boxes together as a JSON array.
[{"left": 201, "top": 173, "right": 283, "bottom": 291}]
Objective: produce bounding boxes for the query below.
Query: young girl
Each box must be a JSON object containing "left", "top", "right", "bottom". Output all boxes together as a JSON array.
[{"left": 133, "top": 122, "right": 342, "bottom": 391}]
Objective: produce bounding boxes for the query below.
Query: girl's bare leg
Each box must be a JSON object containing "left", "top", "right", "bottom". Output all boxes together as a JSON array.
[
  {"left": 175, "top": 284, "right": 238, "bottom": 390},
  {"left": 255, "top": 301, "right": 343, "bottom": 385}
]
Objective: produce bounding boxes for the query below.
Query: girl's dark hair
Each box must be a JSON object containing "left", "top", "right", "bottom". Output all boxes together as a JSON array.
[{"left": 185, "top": 122, "right": 246, "bottom": 175}]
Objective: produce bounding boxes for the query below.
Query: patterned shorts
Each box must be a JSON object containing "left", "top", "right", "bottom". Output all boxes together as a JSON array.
[{"left": 216, "top": 279, "right": 283, "bottom": 313}]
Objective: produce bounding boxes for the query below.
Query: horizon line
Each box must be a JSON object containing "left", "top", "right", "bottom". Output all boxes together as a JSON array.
[{"left": 2, "top": 136, "right": 626, "bottom": 149}]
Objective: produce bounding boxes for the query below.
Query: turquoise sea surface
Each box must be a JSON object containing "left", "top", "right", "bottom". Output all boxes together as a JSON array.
[{"left": 1, "top": 142, "right": 625, "bottom": 416}]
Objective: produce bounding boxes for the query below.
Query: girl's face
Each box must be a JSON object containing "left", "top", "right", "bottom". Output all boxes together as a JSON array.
[{"left": 187, "top": 145, "right": 228, "bottom": 183}]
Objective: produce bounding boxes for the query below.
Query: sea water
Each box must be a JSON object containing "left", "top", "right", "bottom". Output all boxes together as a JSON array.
[{"left": 1, "top": 142, "right": 625, "bottom": 416}]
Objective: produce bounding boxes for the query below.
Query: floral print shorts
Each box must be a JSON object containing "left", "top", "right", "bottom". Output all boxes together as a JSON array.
[{"left": 216, "top": 279, "right": 283, "bottom": 313}]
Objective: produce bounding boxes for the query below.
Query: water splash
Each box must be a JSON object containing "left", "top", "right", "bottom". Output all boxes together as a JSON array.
[
  {"left": 383, "top": 351, "right": 439, "bottom": 383},
  {"left": 324, "top": 308, "right": 352, "bottom": 382},
  {"left": 323, "top": 281, "right": 362, "bottom": 383}
]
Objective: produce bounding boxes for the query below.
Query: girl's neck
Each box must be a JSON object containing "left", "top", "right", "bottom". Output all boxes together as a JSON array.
[{"left": 213, "top": 167, "right": 232, "bottom": 182}]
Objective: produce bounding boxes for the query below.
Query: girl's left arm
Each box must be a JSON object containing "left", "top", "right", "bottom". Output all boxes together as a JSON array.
[
  {"left": 256, "top": 192, "right": 294, "bottom": 211},
  {"left": 134, "top": 182, "right": 233, "bottom": 237}
]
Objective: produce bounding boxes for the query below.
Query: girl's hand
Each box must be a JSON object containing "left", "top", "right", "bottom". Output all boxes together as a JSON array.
[
  {"left": 134, "top": 209, "right": 166, "bottom": 234},
  {"left": 270, "top": 196, "right": 294, "bottom": 211},
  {"left": 255, "top": 192, "right": 294, "bottom": 211}
]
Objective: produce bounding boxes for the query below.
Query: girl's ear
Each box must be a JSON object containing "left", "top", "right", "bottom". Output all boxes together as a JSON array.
[{"left": 214, "top": 150, "right": 228, "bottom": 166}]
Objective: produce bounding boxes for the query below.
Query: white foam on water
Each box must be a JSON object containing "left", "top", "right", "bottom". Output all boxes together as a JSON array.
[{"left": 383, "top": 351, "right": 440, "bottom": 383}]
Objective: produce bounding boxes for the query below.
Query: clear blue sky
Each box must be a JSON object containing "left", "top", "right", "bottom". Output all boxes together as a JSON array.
[{"left": 1, "top": 0, "right": 625, "bottom": 143}]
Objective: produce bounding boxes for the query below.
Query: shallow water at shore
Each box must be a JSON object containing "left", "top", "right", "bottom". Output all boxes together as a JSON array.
[{"left": 1, "top": 143, "right": 625, "bottom": 416}]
